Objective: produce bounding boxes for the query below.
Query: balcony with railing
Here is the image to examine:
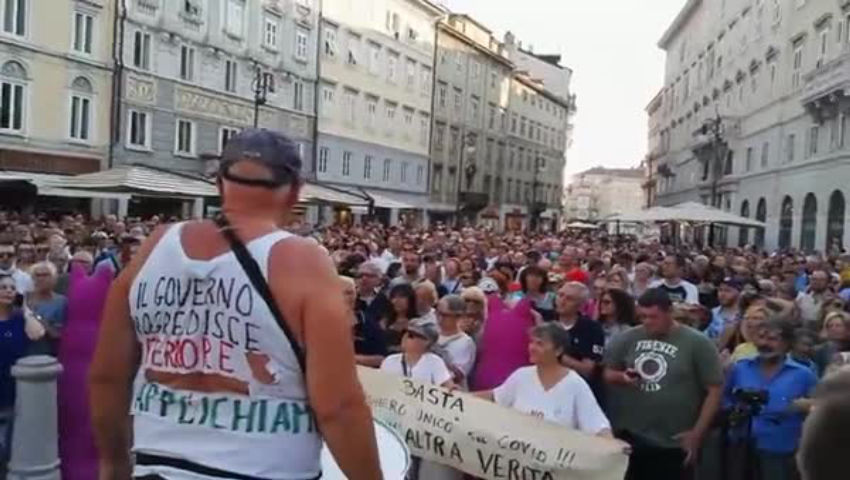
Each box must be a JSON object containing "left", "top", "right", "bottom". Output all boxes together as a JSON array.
[{"left": 801, "top": 47, "right": 850, "bottom": 121}]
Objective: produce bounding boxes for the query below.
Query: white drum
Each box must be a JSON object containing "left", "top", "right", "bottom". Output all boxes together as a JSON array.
[{"left": 320, "top": 419, "right": 410, "bottom": 479}]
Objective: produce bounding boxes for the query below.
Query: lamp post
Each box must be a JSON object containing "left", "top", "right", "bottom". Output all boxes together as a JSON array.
[
  {"left": 696, "top": 110, "right": 727, "bottom": 246},
  {"left": 454, "top": 132, "right": 477, "bottom": 228},
  {"left": 529, "top": 156, "right": 545, "bottom": 232},
  {"left": 252, "top": 64, "right": 274, "bottom": 128}
]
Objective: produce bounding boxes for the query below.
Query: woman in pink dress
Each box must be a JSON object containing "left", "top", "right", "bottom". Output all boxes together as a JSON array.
[{"left": 470, "top": 270, "right": 538, "bottom": 391}]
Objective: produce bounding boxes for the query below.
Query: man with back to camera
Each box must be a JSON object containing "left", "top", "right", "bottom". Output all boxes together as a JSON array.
[
  {"left": 89, "top": 129, "right": 382, "bottom": 480},
  {"left": 604, "top": 288, "right": 723, "bottom": 480}
]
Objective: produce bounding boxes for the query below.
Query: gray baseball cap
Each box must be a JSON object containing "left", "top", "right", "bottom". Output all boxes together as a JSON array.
[{"left": 219, "top": 129, "right": 302, "bottom": 188}]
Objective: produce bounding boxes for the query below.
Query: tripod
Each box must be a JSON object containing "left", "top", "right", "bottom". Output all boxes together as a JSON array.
[{"left": 721, "top": 408, "right": 761, "bottom": 480}]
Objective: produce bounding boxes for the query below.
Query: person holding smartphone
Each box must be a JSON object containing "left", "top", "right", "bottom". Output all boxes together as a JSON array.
[{"left": 604, "top": 288, "right": 723, "bottom": 480}]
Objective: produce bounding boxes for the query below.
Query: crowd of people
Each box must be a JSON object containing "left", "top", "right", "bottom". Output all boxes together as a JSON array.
[{"left": 1, "top": 208, "right": 850, "bottom": 479}]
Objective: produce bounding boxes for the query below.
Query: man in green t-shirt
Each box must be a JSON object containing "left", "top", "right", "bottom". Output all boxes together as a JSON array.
[{"left": 604, "top": 288, "right": 723, "bottom": 480}]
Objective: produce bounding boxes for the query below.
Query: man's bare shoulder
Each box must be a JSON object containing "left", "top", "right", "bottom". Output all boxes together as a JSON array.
[{"left": 269, "top": 234, "right": 334, "bottom": 277}]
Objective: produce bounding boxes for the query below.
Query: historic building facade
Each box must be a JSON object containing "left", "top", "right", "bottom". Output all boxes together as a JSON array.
[
  {"left": 0, "top": 0, "right": 115, "bottom": 175},
  {"left": 429, "top": 14, "right": 513, "bottom": 226},
  {"left": 315, "top": 0, "right": 442, "bottom": 225},
  {"left": 565, "top": 167, "right": 644, "bottom": 221},
  {"left": 115, "top": 0, "right": 319, "bottom": 175},
  {"left": 652, "top": 0, "right": 850, "bottom": 252}
]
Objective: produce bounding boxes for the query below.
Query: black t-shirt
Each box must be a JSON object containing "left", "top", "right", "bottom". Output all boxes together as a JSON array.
[
  {"left": 560, "top": 315, "right": 606, "bottom": 404},
  {"left": 352, "top": 312, "right": 388, "bottom": 357}
]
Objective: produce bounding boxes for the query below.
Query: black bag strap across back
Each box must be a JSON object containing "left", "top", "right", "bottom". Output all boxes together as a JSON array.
[{"left": 214, "top": 215, "right": 307, "bottom": 374}]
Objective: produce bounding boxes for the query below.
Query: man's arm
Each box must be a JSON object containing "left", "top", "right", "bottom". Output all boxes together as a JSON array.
[
  {"left": 89, "top": 226, "right": 168, "bottom": 480},
  {"left": 564, "top": 322, "right": 605, "bottom": 378},
  {"left": 274, "top": 240, "right": 382, "bottom": 480}
]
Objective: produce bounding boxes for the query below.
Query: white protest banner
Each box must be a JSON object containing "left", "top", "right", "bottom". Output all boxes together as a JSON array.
[{"left": 358, "top": 367, "right": 629, "bottom": 480}]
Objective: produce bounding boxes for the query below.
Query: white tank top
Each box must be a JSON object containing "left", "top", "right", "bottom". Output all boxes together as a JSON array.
[{"left": 129, "top": 222, "right": 321, "bottom": 480}]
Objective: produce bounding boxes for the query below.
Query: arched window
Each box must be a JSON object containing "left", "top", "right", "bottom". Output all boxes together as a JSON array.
[
  {"left": 0, "top": 60, "right": 27, "bottom": 132},
  {"left": 69, "top": 76, "right": 93, "bottom": 141},
  {"left": 801, "top": 194, "right": 817, "bottom": 252},
  {"left": 755, "top": 198, "right": 767, "bottom": 248},
  {"left": 779, "top": 196, "right": 793, "bottom": 250},
  {"left": 827, "top": 190, "right": 846, "bottom": 253},
  {"left": 724, "top": 150, "right": 734, "bottom": 175},
  {"left": 739, "top": 200, "right": 750, "bottom": 247}
]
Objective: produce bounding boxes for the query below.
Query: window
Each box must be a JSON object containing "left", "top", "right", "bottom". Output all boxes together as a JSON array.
[
  {"left": 385, "top": 11, "right": 399, "bottom": 35},
  {"left": 745, "top": 147, "right": 753, "bottom": 172},
  {"left": 324, "top": 26, "right": 337, "bottom": 57},
  {"left": 0, "top": 61, "right": 24, "bottom": 133},
  {"left": 175, "top": 119, "right": 196, "bottom": 156},
  {"left": 368, "top": 42, "right": 380, "bottom": 74},
  {"left": 3, "top": 0, "right": 25, "bottom": 36},
  {"left": 321, "top": 84, "right": 335, "bottom": 116},
  {"left": 818, "top": 27, "right": 829, "bottom": 67},
  {"left": 761, "top": 142, "right": 769, "bottom": 167},
  {"left": 293, "top": 80, "right": 304, "bottom": 111},
  {"left": 318, "top": 147, "right": 329, "bottom": 173},
  {"left": 808, "top": 125, "right": 819, "bottom": 157},
  {"left": 437, "top": 82, "right": 447, "bottom": 108},
  {"left": 792, "top": 42, "right": 804, "bottom": 88},
  {"left": 132, "top": 31, "right": 151, "bottom": 70},
  {"left": 387, "top": 53, "right": 398, "bottom": 83},
  {"left": 366, "top": 95, "right": 377, "bottom": 127},
  {"left": 469, "top": 96, "right": 479, "bottom": 123},
  {"left": 434, "top": 124, "right": 444, "bottom": 150},
  {"left": 224, "top": 0, "right": 245, "bottom": 37},
  {"left": 470, "top": 60, "right": 479, "bottom": 80},
  {"left": 488, "top": 104, "right": 496, "bottom": 130},
  {"left": 219, "top": 126, "right": 240, "bottom": 152},
  {"left": 127, "top": 110, "right": 149, "bottom": 148},
  {"left": 403, "top": 107, "right": 414, "bottom": 130},
  {"left": 224, "top": 59, "right": 237, "bottom": 92},
  {"left": 72, "top": 12, "right": 93, "bottom": 54},
  {"left": 184, "top": 0, "right": 202, "bottom": 16},
  {"left": 420, "top": 67, "right": 431, "bottom": 97},
  {"left": 69, "top": 77, "right": 92, "bottom": 141},
  {"left": 405, "top": 58, "right": 416, "bottom": 90},
  {"left": 456, "top": 52, "right": 463, "bottom": 73},
  {"left": 343, "top": 89, "right": 357, "bottom": 123},
  {"left": 490, "top": 72, "right": 497, "bottom": 89},
  {"left": 401, "top": 162, "right": 408, "bottom": 183},
  {"left": 787, "top": 133, "right": 796, "bottom": 163},
  {"left": 295, "top": 30, "right": 309, "bottom": 61},
  {"left": 180, "top": 45, "right": 195, "bottom": 81},
  {"left": 453, "top": 88, "right": 461, "bottom": 113},
  {"left": 383, "top": 159, "right": 391, "bottom": 182},
  {"left": 364, "top": 156, "right": 373, "bottom": 179},
  {"left": 342, "top": 151, "right": 351, "bottom": 176},
  {"left": 264, "top": 17, "right": 278, "bottom": 49},
  {"left": 385, "top": 101, "right": 396, "bottom": 121},
  {"left": 416, "top": 165, "right": 424, "bottom": 185},
  {"left": 419, "top": 114, "right": 428, "bottom": 146},
  {"left": 432, "top": 166, "right": 442, "bottom": 194},
  {"left": 520, "top": 117, "right": 527, "bottom": 136},
  {"left": 347, "top": 33, "right": 360, "bottom": 66},
  {"left": 841, "top": 114, "right": 848, "bottom": 148}
]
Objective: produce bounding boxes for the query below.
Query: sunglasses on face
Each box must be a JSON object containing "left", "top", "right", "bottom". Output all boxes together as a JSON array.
[
  {"left": 403, "top": 330, "right": 427, "bottom": 341},
  {"left": 0, "top": 252, "right": 14, "bottom": 259}
]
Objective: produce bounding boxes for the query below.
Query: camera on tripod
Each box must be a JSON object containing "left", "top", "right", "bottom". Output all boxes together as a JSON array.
[{"left": 727, "top": 388, "right": 769, "bottom": 429}]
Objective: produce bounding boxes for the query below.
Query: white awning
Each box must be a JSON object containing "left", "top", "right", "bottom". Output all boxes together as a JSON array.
[
  {"left": 361, "top": 189, "right": 422, "bottom": 210},
  {"left": 300, "top": 183, "right": 368, "bottom": 206},
  {"left": 38, "top": 186, "right": 131, "bottom": 201},
  {"left": 47, "top": 165, "right": 219, "bottom": 197},
  {"left": 606, "top": 202, "right": 766, "bottom": 228}
]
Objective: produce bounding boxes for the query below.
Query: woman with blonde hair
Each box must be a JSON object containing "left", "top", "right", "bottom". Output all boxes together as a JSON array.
[
  {"left": 814, "top": 310, "right": 850, "bottom": 377},
  {"left": 460, "top": 286, "right": 487, "bottom": 340}
]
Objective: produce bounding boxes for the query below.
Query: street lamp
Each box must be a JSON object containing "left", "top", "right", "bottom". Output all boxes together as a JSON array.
[
  {"left": 529, "top": 156, "right": 545, "bottom": 231},
  {"left": 252, "top": 64, "right": 275, "bottom": 128},
  {"left": 454, "top": 132, "right": 477, "bottom": 228}
]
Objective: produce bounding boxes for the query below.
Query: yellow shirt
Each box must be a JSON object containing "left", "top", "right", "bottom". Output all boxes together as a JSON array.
[{"left": 731, "top": 342, "right": 758, "bottom": 363}]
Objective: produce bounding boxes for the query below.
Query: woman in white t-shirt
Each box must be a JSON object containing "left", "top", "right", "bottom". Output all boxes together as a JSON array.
[
  {"left": 380, "top": 323, "right": 453, "bottom": 387},
  {"left": 476, "top": 323, "right": 612, "bottom": 436}
]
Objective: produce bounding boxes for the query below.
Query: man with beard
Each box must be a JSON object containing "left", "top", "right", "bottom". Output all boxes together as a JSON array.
[
  {"left": 796, "top": 269, "right": 831, "bottom": 328},
  {"left": 724, "top": 318, "right": 816, "bottom": 480}
]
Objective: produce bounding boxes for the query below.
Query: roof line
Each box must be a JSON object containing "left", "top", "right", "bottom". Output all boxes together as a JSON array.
[{"left": 658, "top": 0, "right": 702, "bottom": 49}]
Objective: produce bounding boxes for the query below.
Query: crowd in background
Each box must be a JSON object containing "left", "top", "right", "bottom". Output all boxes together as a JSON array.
[{"left": 1, "top": 211, "right": 850, "bottom": 479}]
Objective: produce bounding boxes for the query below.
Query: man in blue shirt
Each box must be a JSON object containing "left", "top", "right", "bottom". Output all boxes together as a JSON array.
[{"left": 724, "top": 317, "right": 817, "bottom": 480}]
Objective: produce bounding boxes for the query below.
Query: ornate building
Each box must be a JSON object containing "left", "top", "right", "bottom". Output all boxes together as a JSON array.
[{"left": 651, "top": 0, "right": 850, "bottom": 251}]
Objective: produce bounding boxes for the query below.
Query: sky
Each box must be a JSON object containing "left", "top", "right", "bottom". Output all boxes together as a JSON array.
[{"left": 446, "top": 0, "right": 685, "bottom": 177}]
